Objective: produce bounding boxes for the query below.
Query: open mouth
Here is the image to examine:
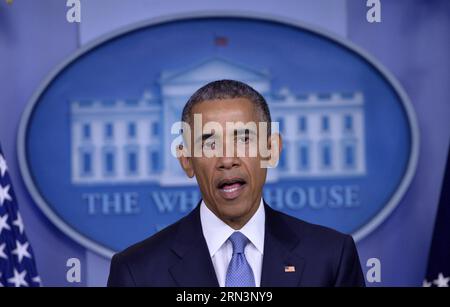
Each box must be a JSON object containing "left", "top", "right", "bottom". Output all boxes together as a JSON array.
[{"left": 216, "top": 177, "right": 247, "bottom": 200}]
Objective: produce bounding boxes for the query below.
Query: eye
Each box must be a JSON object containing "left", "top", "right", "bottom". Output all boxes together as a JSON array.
[
  {"left": 203, "top": 139, "right": 216, "bottom": 150},
  {"left": 237, "top": 135, "right": 249, "bottom": 144},
  {"left": 237, "top": 131, "right": 253, "bottom": 144}
]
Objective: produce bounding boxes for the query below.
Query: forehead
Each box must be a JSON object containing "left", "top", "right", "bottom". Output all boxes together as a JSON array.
[{"left": 191, "top": 98, "right": 259, "bottom": 123}]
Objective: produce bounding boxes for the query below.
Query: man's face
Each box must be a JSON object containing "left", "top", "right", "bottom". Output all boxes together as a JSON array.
[{"left": 179, "top": 98, "right": 279, "bottom": 227}]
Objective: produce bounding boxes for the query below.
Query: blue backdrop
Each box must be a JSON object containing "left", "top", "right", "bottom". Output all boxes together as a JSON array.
[{"left": 0, "top": 0, "right": 449, "bottom": 286}]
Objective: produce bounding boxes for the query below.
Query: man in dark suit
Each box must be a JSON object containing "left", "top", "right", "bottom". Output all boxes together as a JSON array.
[{"left": 108, "top": 80, "right": 365, "bottom": 287}]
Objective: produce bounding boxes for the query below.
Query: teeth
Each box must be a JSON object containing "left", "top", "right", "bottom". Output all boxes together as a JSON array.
[{"left": 223, "top": 186, "right": 239, "bottom": 193}]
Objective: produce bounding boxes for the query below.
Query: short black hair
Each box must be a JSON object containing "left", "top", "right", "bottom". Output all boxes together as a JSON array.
[{"left": 181, "top": 79, "right": 272, "bottom": 134}]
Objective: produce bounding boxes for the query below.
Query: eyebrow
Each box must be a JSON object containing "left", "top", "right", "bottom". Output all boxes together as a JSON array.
[
  {"left": 194, "top": 128, "right": 257, "bottom": 144},
  {"left": 195, "top": 133, "right": 214, "bottom": 144},
  {"left": 233, "top": 128, "right": 256, "bottom": 136}
]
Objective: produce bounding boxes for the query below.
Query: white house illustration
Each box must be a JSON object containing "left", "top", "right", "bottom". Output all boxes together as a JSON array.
[{"left": 70, "top": 57, "right": 366, "bottom": 185}]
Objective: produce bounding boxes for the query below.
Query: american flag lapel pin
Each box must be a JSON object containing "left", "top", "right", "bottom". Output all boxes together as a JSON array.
[{"left": 284, "top": 265, "right": 296, "bottom": 273}]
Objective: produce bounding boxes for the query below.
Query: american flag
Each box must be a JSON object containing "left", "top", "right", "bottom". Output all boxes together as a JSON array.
[
  {"left": 424, "top": 146, "right": 450, "bottom": 287},
  {"left": 214, "top": 35, "right": 229, "bottom": 47},
  {"left": 0, "top": 144, "right": 41, "bottom": 287}
]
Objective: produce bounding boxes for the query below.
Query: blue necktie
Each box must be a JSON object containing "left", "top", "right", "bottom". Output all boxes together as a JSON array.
[{"left": 225, "top": 232, "right": 256, "bottom": 287}]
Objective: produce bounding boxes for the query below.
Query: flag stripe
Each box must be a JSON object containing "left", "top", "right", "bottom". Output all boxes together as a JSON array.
[{"left": 0, "top": 144, "right": 41, "bottom": 287}]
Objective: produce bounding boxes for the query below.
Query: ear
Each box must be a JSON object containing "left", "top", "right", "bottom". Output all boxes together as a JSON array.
[
  {"left": 267, "top": 133, "right": 282, "bottom": 168},
  {"left": 177, "top": 144, "right": 195, "bottom": 178}
]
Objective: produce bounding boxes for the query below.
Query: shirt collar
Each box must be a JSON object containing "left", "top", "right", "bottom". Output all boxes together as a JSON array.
[{"left": 200, "top": 198, "right": 265, "bottom": 257}]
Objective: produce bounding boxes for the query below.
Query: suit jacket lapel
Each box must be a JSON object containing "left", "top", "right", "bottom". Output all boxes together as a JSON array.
[
  {"left": 261, "top": 202, "right": 305, "bottom": 287},
  {"left": 168, "top": 200, "right": 305, "bottom": 287},
  {"left": 169, "top": 203, "right": 219, "bottom": 287}
]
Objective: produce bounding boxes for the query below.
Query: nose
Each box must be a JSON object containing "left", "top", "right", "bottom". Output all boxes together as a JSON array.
[
  {"left": 216, "top": 156, "right": 240, "bottom": 170},
  {"left": 215, "top": 136, "right": 241, "bottom": 170}
]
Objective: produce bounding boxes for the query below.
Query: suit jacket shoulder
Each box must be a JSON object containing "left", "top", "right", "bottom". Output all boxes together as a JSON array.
[
  {"left": 108, "top": 214, "right": 187, "bottom": 287},
  {"left": 265, "top": 207, "right": 365, "bottom": 287}
]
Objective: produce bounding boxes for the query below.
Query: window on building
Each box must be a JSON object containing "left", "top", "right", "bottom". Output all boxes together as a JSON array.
[
  {"left": 82, "top": 124, "right": 91, "bottom": 140},
  {"left": 298, "top": 143, "right": 309, "bottom": 170},
  {"left": 104, "top": 123, "right": 114, "bottom": 139},
  {"left": 343, "top": 143, "right": 356, "bottom": 169},
  {"left": 151, "top": 121, "right": 159, "bottom": 137},
  {"left": 80, "top": 150, "right": 92, "bottom": 176},
  {"left": 279, "top": 143, "right": 287, "bottom": 170},
  {"left": 128, "top": 122, "right": 137, "bottom": 138},
  {"left": 321, "top": 142, "right": 332, "bottom": 168},
  {"left": 103, "top": 149, "right": 115, "bottom": 176},
  {"left": 126, "top": 149, "right": 138, "bottom": 175},
  {"left": 298, "top": 117, "right": 307, "bottom": 133},
  {"left": 344, "top": 115, "right": 353, "bottom": 133},
  {"left": 149, "top": 149, "right": 160, "bottom": 173},
  {"left": 321, "top": 116, "right": 330, "bottom": 132}
]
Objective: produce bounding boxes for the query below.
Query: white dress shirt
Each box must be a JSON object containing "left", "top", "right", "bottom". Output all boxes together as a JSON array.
[{"left": 200, "top": 198, "right": 265, "bottom": 287}]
